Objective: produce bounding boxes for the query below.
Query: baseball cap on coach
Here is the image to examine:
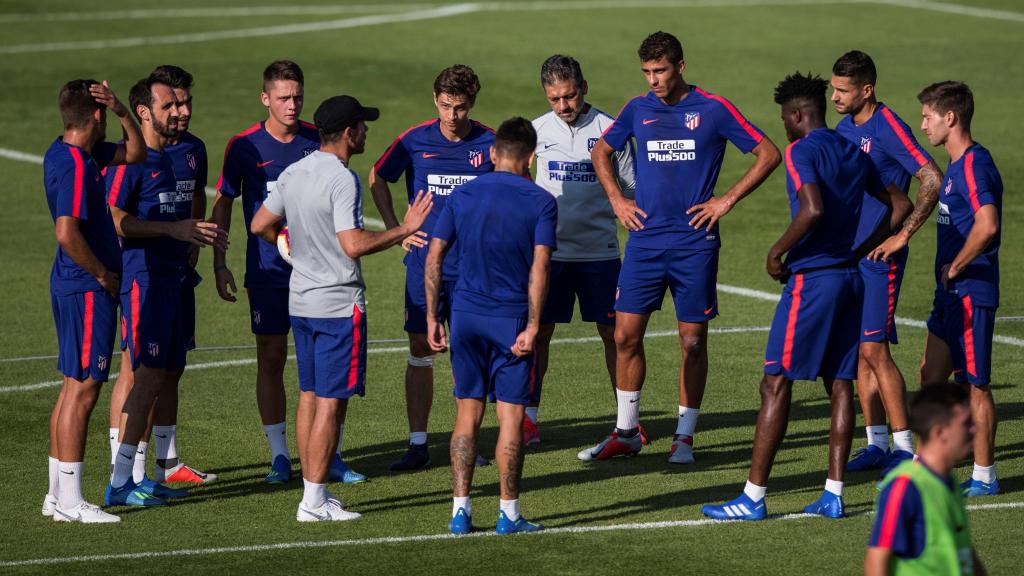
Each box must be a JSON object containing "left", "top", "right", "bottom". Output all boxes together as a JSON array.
[{"left": 313, "top": 95, "right": 380, "bottom": 133}]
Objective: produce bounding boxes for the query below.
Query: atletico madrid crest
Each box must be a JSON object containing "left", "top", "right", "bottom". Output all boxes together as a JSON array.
[
  {"left": 148, "top": 342, "right": 160, "bottom": 357},
  {"left": 186, "top": 153, "right": 197, "bottom": 171},
  {"left": 684, "top": 112, "right": 701, "bottom": 130},
  {"left": 468, "top": 149, "right": 483, "bottom": 168},
  {"left": 860, "top": 136, "right": 872, "bottom": 154}
]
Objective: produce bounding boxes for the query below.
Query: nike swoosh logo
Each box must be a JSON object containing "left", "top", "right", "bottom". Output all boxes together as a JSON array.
[
  {"left": 61, "top": 470, "right": 75, "bottom": 475},
  {"left": 155, "top": 434, "right": 168, "bottom": 438},
  {"left": 704, "top": 307, "right": 714, "bottom": 315},
  {"left": 544, "top": 143, "right": 557, "bottom": 150},
  {"left": 301, "top": 506, "right": 330, "bottom": 520},
  {"left": 121, "top": 453, "right": 133, "bottom": 460},
  {"left": 606, "top": 312, "right": 616, "bottom": 318},
  {"left": 863, "top": 329, "right": 882, "bottom": 336},
  {"left": 764, "top": 360, "right": 779, "bottom": 366},
  {"left": 629, "top": 398, "right": 639, "bottom": 403},
  {"left": 642, "top": 119, "right": 658, "bottom": 125},
  {"left": 150, "top": 171, "right": 161, "bottom": 179},
  {"left": 257, "top": 160, "right": 274, "bottom": 168},
  {"left": 422, "top": 152, "right": 440, "bottom": 159}
]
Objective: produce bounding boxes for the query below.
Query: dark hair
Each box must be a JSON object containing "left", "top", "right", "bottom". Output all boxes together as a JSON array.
[
  {"left": 638, "top": 31, "right": 684, "bottom": 63},
  {"left": 263, "top": 60, "right": 304, "bottom": 92},
  {"left": 58, "top": 79, "right": 103, "bottom": 129},
  {"left": 494, "top": 117, "right": 536, "bottom": 159},
  {"left": 773, "top": 71, "right": 828, "bottom": 114},
  {"left": 433, "top": 64, "right": 480, "bottom": 103},
  {"left": 918, "top": 80, "right": 974, "bottom": 131},
  {"left": 128, "top": 76, "right": 155, "bottom": 121},
  {"left": 150, "top": 65, "right": 194, "bottom": 90},
  {"left": 910, "top": 383, "right": 970, "bottom": 442},
  {"left": 540, "top": 54, "right": 584, "bottom": 88},
  {"left": 831, "top": 50, "right": 877, "bottom": 87}
]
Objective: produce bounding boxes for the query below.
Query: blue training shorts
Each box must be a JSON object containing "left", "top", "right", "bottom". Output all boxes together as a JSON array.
[
  {"left": 450, "top": 311, "right": 538, "bottom": 405},
  {"left": 247, "top": 286, "right": 290, "bottom": 335},
  {"left": 121, "top": 278, "right": 187, "bottom": 371},
  {"left": 764, "top": 268, "right": 863, "bottom": 382},
  {"left": 615, "top": 245, "right": 718, "bottom": 323},
  {"left": 926, "top": 288, "right": 995, "bottom": 387},
  {"left": 291, "top": 308, "right": 367, "bottom": 399},
  {"left": 403, "top": 266, "right": 455, "bottom": 334},
  {"left": 541, "top": 259, "right": 619, "bottom": 326},
  {"left": 859, "top": 247, "right": 908, "bottom": 344},
  {"left": 52, "top": 289, "right": 118, "bottom": 382}
]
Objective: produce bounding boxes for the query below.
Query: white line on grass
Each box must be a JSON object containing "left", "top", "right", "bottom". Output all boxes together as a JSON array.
[
  {"left": 0, "top": 4, "right": 433, "bottom": 23},
  {"left": 0, "top": 4, "right": 483, "bottom": 55},
  {"left": 1, "top": 500, "right": 1020, "bottom": 568},
  {"left": 1, "top": 0, "right": 1020, "bottom": 55},
  {"left": 1, "top": 327, "right": 770, "bottom": 393},
  {"left": 0, "top": 147, "right": 43, "bottom": 164}
]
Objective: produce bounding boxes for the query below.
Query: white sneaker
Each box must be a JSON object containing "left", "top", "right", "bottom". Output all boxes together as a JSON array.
[
  {"left": 296, "top": 499, "right": 361, "bottom": 522},
  {"left": 667, "top": 438, "right": 695, "bottom": 464},
  {"left": 42, "top": 494, "right": 58, "bottom": 517},
  {"left": 53, "top": 501, "right": 121, "bottom": 523}
]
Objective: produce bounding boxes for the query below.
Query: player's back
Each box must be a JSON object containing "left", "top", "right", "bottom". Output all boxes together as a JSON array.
[
  {"left": 784, "top": 128, "right": 877, "bottom": 272},
  {"left": 445, "top": 172, "right": 557, "bottom": 317}
]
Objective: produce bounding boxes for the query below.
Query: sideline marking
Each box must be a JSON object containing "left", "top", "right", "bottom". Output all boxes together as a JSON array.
[
  {"left": 1, "top": 327, "right": 771, "bottom": 393},
  {"left": 2, "top": 500, "right": 1020, "bottom": 567}
]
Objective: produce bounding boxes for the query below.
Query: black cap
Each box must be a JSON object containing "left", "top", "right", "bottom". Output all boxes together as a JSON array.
[{"left": 313, "top": 95, "right": 380, "bottom": 134}]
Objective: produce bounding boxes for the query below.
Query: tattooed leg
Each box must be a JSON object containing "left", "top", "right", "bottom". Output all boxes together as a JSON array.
[
  {"left": 451, "top": 398, "right": 485, "bottom": 497},
  {"left": 496, "top": 401, "right": 526, "bottom": 500}
]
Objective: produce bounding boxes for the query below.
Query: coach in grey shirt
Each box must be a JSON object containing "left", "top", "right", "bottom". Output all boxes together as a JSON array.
[
  {"left": 525, "top": 55, "right": 636, "bottom": 443},
  {"left": 252, "top": 95, "right": 432, "bottom": 522}
]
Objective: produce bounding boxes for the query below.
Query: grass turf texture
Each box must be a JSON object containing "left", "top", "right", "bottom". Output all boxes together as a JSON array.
[{"left": 1, "top": 0, "right": 1021, "bottom": 573}]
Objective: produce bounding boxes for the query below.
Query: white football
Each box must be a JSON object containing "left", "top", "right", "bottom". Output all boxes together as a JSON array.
[{"left": 276, "top": 225, "right": 293, "bottom": 265}]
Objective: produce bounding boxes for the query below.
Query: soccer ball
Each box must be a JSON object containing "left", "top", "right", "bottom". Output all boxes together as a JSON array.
[{"left": 277, "top": 225, "right": 292, "bottom": 265}]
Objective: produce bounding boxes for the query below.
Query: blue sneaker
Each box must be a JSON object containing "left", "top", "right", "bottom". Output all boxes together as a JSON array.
[
  {"left": 390, "top": 443, "right": 430, "bottom": 471},
  {"left": 701, "top": 492, "right": 766, "bottom": 521},
  {"left": 879, "top": 449, "right": 915, "bottom": 479},
  {"left": 960, "top": 478, "right": 1000, "bottom": 497},
  {"left": 329, "top": 454, "right": 367, "bottom": 484},
  {"left": 803, "top": 490, "right": 845, "bottom": 518},
  {"left": 265, "top": 454, "right": 292, "bottom": 484},
  {"left": 104, "top": 480, "right": 167, "bottom": 507},
  {"left": 495, "top": 511, "right": 544, "bottom": 534},
  {"left": 846, "top": 445, "right": 890, "bottom": 472},
  {"left": 450, "top": 507, "right": 472, "bottom": 535},
  {"left": 137, "top": 476, "right": 188, "bottom": 499}
]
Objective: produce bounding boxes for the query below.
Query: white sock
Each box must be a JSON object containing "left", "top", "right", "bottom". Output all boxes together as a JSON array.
[
  {"left": 336, "top": 423, "right": 345, "bottom": 456},
  {"left": 675, "top": 406, "right": 700, "bottom": 438},
  {"left": 525, "top": 407, "right": 538, "bottom": 424},
  {"left": 48, "top": 456, "right": 59, "bottom": 498},
  {"left": 409, "top": 431, "right": 427, "bottom": 446},
  {"left": 615, "top": 389, "right": 641, "bottom": 431},
  {"left": 56, "top": 461, "right": 85, "bottom": 510},
  {"left": 132, "top": 441, "right": 148, "bottom": 483},
  {"left": 972, "top": 464, "right": 996, "bottom": 484},
  {"left": 892, "top": 430, "right": 914, "bottom": 453},
  {"left": 302, "top": 479, "right": 327, "bottom": 508},
  {"left": 743, "top": 480, "right": 766, "bottom": 502},
  {"left": 453, "top": 496, "right": 471, "bottom": 517},
  {"left": 825, "top": 478, "right": 844, "bottom": 497},
  {"left": 263, "top": 422, "right": 290, "bottom": 461},
  {"left": 499, "top": 498, "right": 520, "bottom": 522},
  {"left": 152, "top": 425, "right": 179, "bottom": 469},
  {"left": 109, "top": 427, "right": 119, "bottom": 467},
  {"left": 866, "top": 425, "right": 890, "bottom": 451},
  {"left": 112, "top": 443, "right": 137, "bottom": 488}
]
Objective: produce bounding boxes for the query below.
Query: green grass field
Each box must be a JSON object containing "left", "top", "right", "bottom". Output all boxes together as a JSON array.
[{"left": 1, "top": 1, "right": 1021, "bottom": 573}]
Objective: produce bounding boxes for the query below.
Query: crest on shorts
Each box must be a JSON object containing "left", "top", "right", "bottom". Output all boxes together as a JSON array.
[
  {"left": 97, "top": 355, "right": 109, "bottom": 371},
  {"left": 860, "top": 136, "right": 872, "bottom": 154},
  {"left": 588, "top": 138, "right": 599, "bottom": 152},
  {"left": 148, "top": 342, "right": 160, "bottom": 357},
  {"left": 468, "top": 149, "right": 484, "bottom": 168},
  {"left": 186, "top": 153, "right": 197, "bottom": 171},
  {"left": 684, "top": 112, "right": 701, "bottom": 131},
  {"left": 253, "top": 310, "right": 262, "bottom": 325}
]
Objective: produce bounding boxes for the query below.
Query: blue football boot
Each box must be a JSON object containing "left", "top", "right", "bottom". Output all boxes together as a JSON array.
[
  {"left": 137, "top": 476, "right": 188, "bottom": 499},
  {"left": 329, "top": 454, "right": 367, "bottom": 484},
  {"left": 960, "top": 478, "right": 1000, "bottom": 497},
  {"left": 701, "top": 492, "right": 766, "bottom": 521},
  {"left": 495, "top": 511, "right": 544, "bottom": 534},
  {"left": 846, "top": 445, "right": 890, "bottom": 472},
  {"left": 104, "top": 480, "right": 167, "bottom": 507},
  {"left": 803, "top": 490, "right": 845, "bottom": 519},
  {"left": 265, "top": 454, "right": 292, "bottom": 484},
  {"left": 879, "top": 449, "right": 915, "bottom": 478},
  {"left": 450, "top": 507, "right": 472, "bottom": 535}
]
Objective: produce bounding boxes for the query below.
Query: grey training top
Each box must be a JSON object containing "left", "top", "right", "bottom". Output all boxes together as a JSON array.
[
  {"left": 262, "top": 150, "right": 366, "bottom": 318},
  {"left": 533, "top": 105, "right": 636, "bottom": 262}
]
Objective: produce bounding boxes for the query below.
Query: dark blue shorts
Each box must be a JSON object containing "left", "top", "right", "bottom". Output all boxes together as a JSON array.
[
  {"left": 541, "top": 259, "right": 620, "bottom": 325},
  {"left": 404, "top": 266, "right": 454, "bottom": 334},
  {"left": 182, "top": 270, "right": 201, "bottom": 351},
  {"left": 121, "top": 279, "right": 187, "bottom": 371},
  {"left": 764, "top": 268, "right": 862, "bottom": 381},
  {"left": 52, "top": 290, "right": 118, "bottom": 382},
  {"left": 291, "top": 309, "right": 367, "bottom": 399},
  {"left": 615, "top": 245, "right": 718, "bottom": 323},
  {"left": 450, "top": 311, "right": 538, "bottom": 405},
  {"left": 859, "top": 248, "right": 907, "bottom": 344},
  {"left": 247, "top": 286, "right": 290, "bottom": 335},
  {"left": 926, "top": 289, "right": 995, "bottom": 387}
]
